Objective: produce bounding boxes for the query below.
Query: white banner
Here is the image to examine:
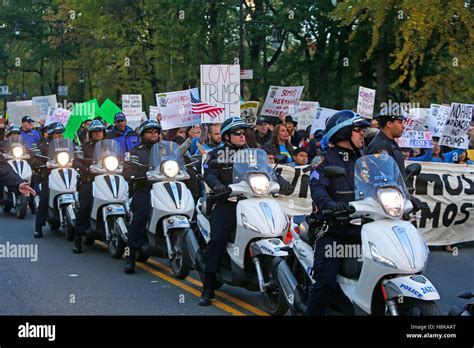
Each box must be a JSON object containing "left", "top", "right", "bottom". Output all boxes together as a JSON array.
[
  {"left": 293, "top": 101, "right": 319, "bottom": 131},
  {"left": 45, "top": 107, "right": 71, "bottom": 126},
  {"left": 32, "top": 95, "right": 58, "bottom": 119},
  {"left": 240, "top": 101, "right": 259, "bottom": 126},
  {"left": 200, "top": 64, "right": 240, "bottom": 122},
  {"left": 156, "top": 88, "right": 200, "bottom": 130},
  {"left": 409, "top": 161, "right": 474, "bottom": 245},
  {"left": 396, "top": 131, "right": 433, "bottom": 148},
  {"left": 439, "top": 103, "right": 474, "bottom": 149},
  {"left": 356, "top": 86, "right": 376, "bottom": 119},
  {"left": 310, "top": 107, "right": 338, "bottom": 135},
  {"left": 275, "top": 164, "right": 313, "bottom": 216},
  {"left": 261, "top": 86, "right": 304, "bottom": 117}
]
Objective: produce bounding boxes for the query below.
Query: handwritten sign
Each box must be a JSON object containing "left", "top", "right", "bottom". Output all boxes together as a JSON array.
[
  {"left": 200, "top": 64, "right": 240, "bottom": 122},
  {"left": 356, "top": 86, "right": 376, "bottom": 119},
  {"left": 45, "top": 107, "right": 71, "bottom": 126},
  {"left": 310, "top": 107, "right": 338, "bottom": 135},
  {"left": 427, "top": 104, "right": 450, "bottom": 137},
  {"left": 122, "top": 94, "right": 142, "bottom": 121},
  {"left": 293, "top": 101, "right": 319, "bottom": 131},
  {"left": 156, "top": 88, "right": 200, "bottom": 130},
  {"left": 439, "top": 103, "right": 474, "bottom": 149},
  {"left": 261, "top": 86, "right": 304, "bottom": 117},
  {"left": 32, "top": 95, "right": 58, "bottom": 119},
  {"left": 397, "top": 131, "right": 433, "bottom": 148}
]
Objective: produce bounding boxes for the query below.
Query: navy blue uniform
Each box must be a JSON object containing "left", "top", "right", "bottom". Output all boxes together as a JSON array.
[{"left": 307, "top": 145, "right": 362, "bottom": 315}]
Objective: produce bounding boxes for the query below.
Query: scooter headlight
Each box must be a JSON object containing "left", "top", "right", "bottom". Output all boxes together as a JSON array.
[
  {"left": 377, "top": 187, "right": 405, "bottom": 218},
  {"left": 249, "top": 174, "right": 270, "bottom": 196},
  {"left": 12, "top": 146, "right": 24, "bottom": 158},
  {"left": 56, "top": 152, "right": 70, "bottom": 167},
  {"left": 104, "top": 156, "right": 119, "bottom": 171},
  {"left": 369, "top": 242, "right": 397, "bottom": 269},
  {"left": 162, "top": 160, "right": 179, "bottom": 178}
]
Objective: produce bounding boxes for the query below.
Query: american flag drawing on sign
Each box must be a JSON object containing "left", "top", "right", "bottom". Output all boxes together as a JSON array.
[{"left": 191, "top": 93, "right": 224, "bottom": 119}]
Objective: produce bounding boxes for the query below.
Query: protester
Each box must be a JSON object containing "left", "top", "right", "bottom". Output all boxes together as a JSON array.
[
  {"left": 254, "top": 117, "right": 271, "bottom": 148},
  {"left": 409, "top": 139, "right": 464, "bottom": 163},
  {"left": 289, "top": 147, "right": 309, "bottom": 166},
  {"left": 262, "top": 124, "right": 295, "bottom": 163},
  {"left": 19, "top": 116, "right": 41, "bottom": 150},
  {"left": 106, "top": 112, "right": 140, "bottom": 156},
  {"left": 285, "top": 115, "right": 302, "bottom": 148}
]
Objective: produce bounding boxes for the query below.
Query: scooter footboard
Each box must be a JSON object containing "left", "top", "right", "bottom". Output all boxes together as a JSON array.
[{"left": 383, "top": 275, "right": 440, "bottom": 301}]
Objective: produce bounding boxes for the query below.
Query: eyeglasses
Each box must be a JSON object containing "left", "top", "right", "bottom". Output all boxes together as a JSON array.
[
  {"left": 144, "top": 129, "right": 160, "bottom": 134},
  {"left": 352, "top": 127, "right": 365, "bottom": 133},
  {"left": 231, "top": 130, "right": 246, "bottom": 136}
]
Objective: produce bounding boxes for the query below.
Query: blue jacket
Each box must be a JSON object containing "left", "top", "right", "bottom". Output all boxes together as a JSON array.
[
  {"left": 106, "top": 126, "right": 139, "bottom": 157},
  {"left": 20, "top": 129, "right": 41, "bottom": 150},
  {"left": 309, "top": 146, "right": 362, "bottom": 241},
  {"left": 409, "top": 148, "right": 464, "bottom": 163}
]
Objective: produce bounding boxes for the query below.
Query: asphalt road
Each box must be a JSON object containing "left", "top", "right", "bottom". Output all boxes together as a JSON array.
[{"left": 0, "top": 211, "right": 472, "bottom": 316}]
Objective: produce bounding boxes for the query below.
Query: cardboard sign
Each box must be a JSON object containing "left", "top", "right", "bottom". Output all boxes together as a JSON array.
[
  {"left": 439, "top": 103, "right": 474, "bottom": 149},
  {"left": 427, "top": 104, "right": 450, "bottom": 137},
  {"left": 200, "top": 64, "right": 241, "bottom": 122},
  {"left": 397, "top": 131, "right": 433, "bottom": 148},
  {"left": 293, "top": 101, "right": 319, "bottom": 131},
  {"left": 122, "top": 94, "right": 142, "bottom": 121},
  {"left": 6, "top": 100, "right": 42, "bottom": 126},
  {"left": 260, "top": 86, "right": 304, "bottom": 117},
  {"left": 156, "top": 88, "right": 200, "bottom": 130},
  {"left": 356, "top": 86, "right": 376, "bottom": 119},
  {"left": 310, "top": 107, "right": 338, "bottom": 135},
  {"left": 45, "top": 107, "right": 72, "bottom": 126},
  {"left": 406, "top": 108, "right": 430, "bottom": 127},
  {"left": 32, "top": 95, "right": 58, "bottom": 119},
  {"left": 240, "top": 101, "right": 260, "bottom": 126}
]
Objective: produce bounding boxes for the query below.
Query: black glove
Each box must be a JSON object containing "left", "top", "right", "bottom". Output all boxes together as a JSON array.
[
  {"left": 410, "top": 196, "right": 423, "bottom": 212},
  {"left": 212, "top": 184, "right": 227, "bottom": 195},
  {"left": 331, "top": 201, "right": 350, "bottom": 213}
]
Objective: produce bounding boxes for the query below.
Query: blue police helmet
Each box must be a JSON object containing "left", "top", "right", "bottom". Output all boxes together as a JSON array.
[{"left": 324, "top": 110, "right": 370, "bottom": 144}]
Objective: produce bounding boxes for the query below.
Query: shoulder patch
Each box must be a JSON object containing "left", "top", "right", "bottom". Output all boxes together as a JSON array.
[
  {"left": 310, "top": 155, "right": 324, "bottom": 170},
  {"left": 310, "top": 170, "right": 320, "bottom": 181}
]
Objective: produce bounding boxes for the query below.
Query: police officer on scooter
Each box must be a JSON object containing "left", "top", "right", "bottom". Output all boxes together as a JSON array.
[
  {"left": 122, "top": 119, "right": 162, "bottom": 274},
  {"left": 306, "top": 110, "right": 369, "bottom": 315},
  {"left": 72, "top": 120, "right": 106, "bottom": 254},
  {"left": 199, "top": 117, "right": 291, "bottom": 306},
  {"left": 31, "top": 122, "right": 65, "bottom": 238}
]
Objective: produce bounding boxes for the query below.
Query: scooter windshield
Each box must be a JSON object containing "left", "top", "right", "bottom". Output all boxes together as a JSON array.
[
  {"left": 92, "top": 139, "right": 123, "bottom": 171},
  {"left": 148, "top": 141, "right": 184, "bottom": 175},
  {"left": 354, "top": 153, "right": 408, "bottom": 201},
  {"left": 233, "top": 148, "right": 277, "bottom": 185},
  {"left": 5, "top": 135, "right": 28, "bottom": 159},
  {"left": 48, "top": 138, "right": 74, "bottom": 166}
]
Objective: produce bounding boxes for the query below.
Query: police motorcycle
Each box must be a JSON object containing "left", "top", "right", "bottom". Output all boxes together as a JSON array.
[
  {"left": 36, "top": 138, "right": 79, "bottom": 240},
  {"left": 185, "top": 148, "right": 292, "bottom": 315},
  {"left": 1, "top": 134, "right": 32, "bottom": 219},
  {"left": 283, "top": 153, "right": 441, "bottom": 315},
  {"left": 82, "top": 139, "right": 130, "bottom": 258},
  {"left": 125, "top": 141, "right": 196, "bottom": 278}
]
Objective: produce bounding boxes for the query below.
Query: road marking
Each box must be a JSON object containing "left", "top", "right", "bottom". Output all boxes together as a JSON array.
[
  {"left": 145, "top": 258, "right": 269, "bottom": 316},
  {"left": 95, "top": 241, "right": 245, "bottom": 316}
]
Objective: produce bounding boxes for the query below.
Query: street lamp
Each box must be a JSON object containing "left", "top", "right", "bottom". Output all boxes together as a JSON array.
[
  {"left": 270, "top": 28, "right": 282, "bottom": 50},
  {"left": 78, "top": 70, "right": 84, "bottom": 84},
  {"left": 14, "top": 22, "right": 20, "bottom": 35}
]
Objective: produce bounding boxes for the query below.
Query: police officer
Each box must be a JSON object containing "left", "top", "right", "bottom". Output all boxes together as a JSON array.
[
  {"left": 20, "top": 116, "right": 41, "bottom": 150},
  {"left": 122, "top": 119, "right": 162, "bottom": 274},
  {"left": 107, "top": 112, "right": 140, "bottom": 157},
  {"left": 199, "top": 117, "right": 291, "bottom": 306},
  {"left": 72, "top": 120, "right": 106, "bottom": 254},
  {"left": 306, "top": 110, "right": 369, "bottom": 315},
  {"left": 31, "top": 122, "right": 65, "bottom": 238}
]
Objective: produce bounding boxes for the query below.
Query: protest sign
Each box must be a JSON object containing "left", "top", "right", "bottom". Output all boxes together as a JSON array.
[
  {"left": 356, "top": 86, "right": 376, "bottom": 119},
  {"left": 64, "top": 99, "right": 99, "bottom": 140},
  {"left": 200, "top": 64, "right": 240, "bottom": 122},
  {"left": 156, "top": 88, "right": 200, "bottom": 130},
  {"left": 293, "top": 101, "right": 319, "bottom": 131},
  {"left": 32, "top": 95, "right": 58, "bottom": 119},
  {"left": 403, "top": 117, "right": 427, "bottom": 132},
  {"left": 260, "top": 86, "right": 304, "bottom": 117},
  {"left": 122, "top": 94, "right": 142, "bottom": 121},
  {"left": 45, "top": 107, "right": 71, "bottom": 126},
  {"left": 6, "top": 100, "right": 42, "bottom": 126},
  {"left": 427, "top": 104, "right": 450, "bottom": 137},
  {"left": 407, "top": 108, "right": 430, "bottom": 127},
  {"left": 149, "top": 106, "right": 160, "bottom": 121},
  {"left": 310, "top": 107, "right": 338, "bottom": 135},
  {"left": 240, "top": 101, "right": 260, "bottom": 126},
  {"left": 439, "top": 103, "right": 473, "bottom": 149},
  {"left": 408, "top": 160, "right": 474, "bottom": 245},
  {"left": 98, "top": 99, "right": 122, "bottom": 125},
  {"left": 397, "top": 131, "right": 433, "bottom": 148}
]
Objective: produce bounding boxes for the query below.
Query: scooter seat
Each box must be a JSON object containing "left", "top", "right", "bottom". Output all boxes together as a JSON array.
[{"left": 339, "top": 257, "right": 362, "bottom": 280}]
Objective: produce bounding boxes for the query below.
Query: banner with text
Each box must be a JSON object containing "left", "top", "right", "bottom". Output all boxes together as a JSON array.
[{"left": 439, "top": 103, "right": 473, "bottom": 149}]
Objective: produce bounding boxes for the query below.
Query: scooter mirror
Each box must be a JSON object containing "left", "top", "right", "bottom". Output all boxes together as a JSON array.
[
  {"left": 324, "top": 165, "right": 346, "bottom": 179},
  {"left": 405, "top": 163, "right": 421, "bottom": 178}
]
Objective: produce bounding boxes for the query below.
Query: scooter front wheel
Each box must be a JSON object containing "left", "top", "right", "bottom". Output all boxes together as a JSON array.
[
  {"left": 62, "top": 207, "right": 75, "bottom": 241},
  {"left": 391, "top": 298, "right": 441, "bottom": 316},
  {"left": 108, "top": 218, "right": 126, "bottom": 259},
  {"left": 16, "top": 194, "right": 28, "bottom": 219},
  {"left": 170, "top": 229, "right": 192, "bottom": 279},
  {"left": 261, "top": 256, "right": 289, "bottom": 316}
]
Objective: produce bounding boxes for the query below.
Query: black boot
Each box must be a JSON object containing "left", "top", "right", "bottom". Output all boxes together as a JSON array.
[
  {"left": 199, "top": 272, "right": 216, "bottom": 306},
  {"left": 72, "top": 235, "right": 82, "bottom": 254},
  {"left": 34, "top": 227, "right": 43, "bottom": 238},
  {"left": 123, "top": 248, "right": 136, "bottom": 274}
]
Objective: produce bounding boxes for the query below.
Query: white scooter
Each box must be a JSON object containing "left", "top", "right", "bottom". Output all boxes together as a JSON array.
[
  {"left": 83, "top": 139, "right": 130, "bottom": 258},
  {"left": 283, "top": 153, "right": 441, "bottom": 315},
  {"left": 185, "top": 148, "right": 293, "bottom": 315},
  {"left": 2, "top": 135, "right": 32, "bottom": 219},
  {"left": 125, "top": 141, "right": 195, "bottom": 279},
  {"left": 44, "top": 138, "right": 79, "bottom": 241}
]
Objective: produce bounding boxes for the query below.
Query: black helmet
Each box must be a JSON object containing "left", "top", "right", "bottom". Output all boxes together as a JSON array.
[
  {"left": 324, "top": 110, "right": 369, "bottom": 144},
  {"left": 220, "top": 117, "right": 248, "bottom": 138},
  {"left": 87, "top": 120, "right": 106, "bottom": 133},
  {"left": 47, "top": 122, "right": 65, "bottom": 136},
  {"left": 138, "top": 119, "right": 162, "bottom": 137}
]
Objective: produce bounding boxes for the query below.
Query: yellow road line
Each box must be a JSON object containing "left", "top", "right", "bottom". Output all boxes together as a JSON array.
[
  {"left": 146, "top": 258, "right": 269, "bottom": 316},
  {"left": 95, "top": 241, "right": 245, "bottom": 316}
]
